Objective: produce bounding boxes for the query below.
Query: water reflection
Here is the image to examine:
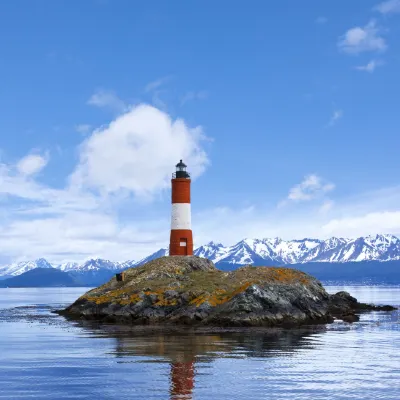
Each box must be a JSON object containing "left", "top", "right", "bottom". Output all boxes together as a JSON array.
[{"left": 76, "top": 323, "right": 327, "bottom": 399}]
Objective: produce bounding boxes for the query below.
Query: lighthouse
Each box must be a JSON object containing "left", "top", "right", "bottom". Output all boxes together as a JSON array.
[{"left": 169, "top": 160, "right": 193, "bottom": 256}]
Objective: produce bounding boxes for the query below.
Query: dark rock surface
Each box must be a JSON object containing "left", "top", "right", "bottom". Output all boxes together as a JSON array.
[
  {"left": 327, "top": 290, "right": 396, "bottom": 322},
  {"left": 58, "top": 256, "right": 396, "bottom": 327}
]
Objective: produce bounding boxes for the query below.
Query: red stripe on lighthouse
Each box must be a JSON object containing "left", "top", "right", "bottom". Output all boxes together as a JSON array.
[
  {"left": 170, "top": 229, "right": 193, "bottom": 256},
  {"left": 171, "top": 179, "right": 191, "bottom": 203}
]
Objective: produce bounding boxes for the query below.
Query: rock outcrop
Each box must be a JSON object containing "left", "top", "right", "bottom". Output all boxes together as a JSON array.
[{"left": 59, "top": 256, "right": 395, "bottom": 327}]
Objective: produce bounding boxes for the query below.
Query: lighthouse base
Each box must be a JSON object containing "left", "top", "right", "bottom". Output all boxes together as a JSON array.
[{"left": 169, "top": 230, "right": 193, "bottom": 256}]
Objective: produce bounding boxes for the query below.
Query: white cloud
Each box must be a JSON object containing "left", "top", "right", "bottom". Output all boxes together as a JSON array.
[
  {"left": 0, "top": 211, "right": 167, "bottom": 264},
  {"left": 0, "top": 103, "right": 210, "bottom": 264},
  {"left": 287, "top": 175, "right": 335, "bottom": 202},
  {"left": 193, "top": 185, "right": 400, "bottom": 248},
  {"left": 87, "top": 89, "right": 126, "bottom": 112},
  {"left": 1, "top": 153, "right": 400, "bottom": 263},
  {"left": 355, "top": 59, "right": 383, "bottom": 72},
  {"left": 3, "top": 101, "right": 400, "bottom": 264},
  {"left": 375, "top": 0, "right": 400, "bottom": 14},
  {"left": 0, "top": 161, "right": 99, "bottom": 213},
  {"left": 327, "top": 109, "right": 343, "bottom": 127},
  {"left": 70, "top": 104, "right": 209, "bottom": 198},
  {"left": 338, "top": 20, "right": 387, "bottom": 54},
  {"left": 75, "top": 124, "right": 92, "bottom": 134},
  {"left": 16, "top": 154, "right": 48, "bottom": 176},
  {"left": 322, "top": 211, "right": 400, "bottom": 237}
]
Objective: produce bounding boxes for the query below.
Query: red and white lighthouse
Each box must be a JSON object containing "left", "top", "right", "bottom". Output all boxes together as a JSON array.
[{"left": 169, "top": 160, "right": 193, "bottom": 256}]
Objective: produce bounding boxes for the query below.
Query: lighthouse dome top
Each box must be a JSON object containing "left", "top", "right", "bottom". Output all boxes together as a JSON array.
[
  {"left": 175, "top": 159, "right": 187, "bottom": 168},
  {"left": 173, "top": 159, "right": 190, "bottom": 179}
]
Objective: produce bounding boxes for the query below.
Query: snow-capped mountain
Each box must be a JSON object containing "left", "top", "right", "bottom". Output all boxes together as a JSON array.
[
  {"left": 194, "top": 241, "right": 225, "bottom": 260},
  {"left": 0, "top": 258, "right": 53, "bottom": 278},
  {"left": 202, "top": 234, "right": 400, "bottom": 265},
  {"left": 1, "top": 234, "right": 399, "bottom": 283},
  {"left": 57, "top": 262, "right": 80, "bottom": 272},
  {"left": 191, "top": 238, "right": 325, "bottom": 265},
  {"left": 143, "top": 234, "right": 400, "bottom": 266},
  {"left": 74, "top": 259, "right": 121, "bottom": 272},
  {"left": 62, "top": 258, "right": 123, "bottom": 286}
]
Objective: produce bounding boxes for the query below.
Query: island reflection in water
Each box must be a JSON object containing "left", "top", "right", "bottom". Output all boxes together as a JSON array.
[{"left": 77, "top": 323, "right": 326, "bottom": 400}]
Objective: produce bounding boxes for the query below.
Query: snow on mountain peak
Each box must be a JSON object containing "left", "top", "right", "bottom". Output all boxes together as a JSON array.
[
  {"left": 57, "top": 262, "right": 80, "bottom": 272},
  {"left": 194, "top": 235, "right": 400, "bottom": 265},
  {"left": 80, "top": 258, "right": 121, "bottom": 271},
  {"left": 0, "top": 258, "right": 53, "bottom": 277},
  {"left": 1, "top": 234, "right": 400, "bottom": 279}
]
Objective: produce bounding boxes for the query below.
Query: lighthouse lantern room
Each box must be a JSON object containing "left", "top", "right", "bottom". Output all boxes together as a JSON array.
[{"left": 169, "top": 160, "right": 193, "bottom": 256}]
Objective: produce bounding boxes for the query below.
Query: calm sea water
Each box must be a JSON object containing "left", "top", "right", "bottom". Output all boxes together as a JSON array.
[{"left": 0, "top": 286, "right": 399, "bottom": 400}]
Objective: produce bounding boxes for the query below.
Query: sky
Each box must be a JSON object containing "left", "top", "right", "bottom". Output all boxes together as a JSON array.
[{"left": 0, "top": 0, "right": 400, "bottom": 264}]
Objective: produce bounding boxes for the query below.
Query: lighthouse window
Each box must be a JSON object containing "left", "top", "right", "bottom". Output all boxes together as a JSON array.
[{"left": 180, "top": 241, "right": 187, "bottom": 246}]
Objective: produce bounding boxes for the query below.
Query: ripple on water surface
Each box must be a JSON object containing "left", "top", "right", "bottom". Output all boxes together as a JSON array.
[{"left": 0, "top": 286, "right": 399, "bottom": 399}]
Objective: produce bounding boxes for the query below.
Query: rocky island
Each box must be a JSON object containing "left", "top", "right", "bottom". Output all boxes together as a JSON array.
[{"left": 59, "top": 256, "right": 395, "bottom": 327}]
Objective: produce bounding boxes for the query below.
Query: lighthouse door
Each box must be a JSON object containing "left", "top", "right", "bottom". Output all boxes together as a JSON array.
[{"left": 179, "top": 238, "right": 188, "bottom": 255}]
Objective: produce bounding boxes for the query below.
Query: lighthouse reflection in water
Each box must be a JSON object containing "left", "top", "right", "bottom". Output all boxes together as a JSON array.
[{"left": 108, "top": 326, "right": 317, "bottom": 399}]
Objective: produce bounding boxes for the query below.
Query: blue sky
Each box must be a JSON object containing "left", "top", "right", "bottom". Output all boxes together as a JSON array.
[{"left": 0, "top": 0, "right": 400, "bottom": 263}]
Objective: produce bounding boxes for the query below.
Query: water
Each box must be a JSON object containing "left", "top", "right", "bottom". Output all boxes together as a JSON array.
[{"left": 0, "top": 286, "right": 399, "bottom": 400}]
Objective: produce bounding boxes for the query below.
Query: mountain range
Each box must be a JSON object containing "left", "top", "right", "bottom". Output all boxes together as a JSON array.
[
  {"left": 0, "top": 268, "right": 82, "bottom": 288},
  {"left": 139, "top": 234, "right": 400, "bottom": 266},
  {"left": 0, "top": 234, "right": 399, "bottom": 285}
]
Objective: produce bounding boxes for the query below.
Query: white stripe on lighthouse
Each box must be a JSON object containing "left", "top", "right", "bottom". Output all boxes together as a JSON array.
[{"left": 171, "top": 203, "right": 191, "bottom": 230}]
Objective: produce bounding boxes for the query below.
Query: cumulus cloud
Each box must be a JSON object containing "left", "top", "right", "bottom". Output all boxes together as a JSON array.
[
  {"left": 375, "top": 0, "right": 400, "bottom": 14},
  {"left": 287, "top": 175, "right": 335, "bottom": 202},
  {"left": 0, "top": 157, "right": 167, "bottom": 262},
  {"left": 87, "top": 89, "right": 126, "bottom": 112},
  {"left": 0, "top": 103, "right": 210, "bottom": 264},
  {"left": 338, "top": 20, "right": 387, "bottom": 54},
  {"left": 16, "top": 154, "right": 48, "bottom": 176},
  {"left": 355, "top": 59, "right": 383, "bottom": 72},
  {"left": 70, "top": 104, "right": 209, "bottom": 198}
]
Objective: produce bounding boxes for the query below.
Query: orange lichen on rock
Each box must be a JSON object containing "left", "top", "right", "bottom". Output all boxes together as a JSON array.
[
  {"left": 76, "top": 257, "right": 316, "bottom": 311},
  {"left": 268, "top": 267, "right": 310, "bottom": 285},
  {"left": 189, "top": 282, "right": 259, "bottom": 308},
  {"left": 190, "top": 294, "right": 209, "bottom": 307},
  {"left": 119, "top": 293, "right": 142, "bottom": 306},
  {"left": 155, "top": 297, "right": 178, "bottom": 307},
  {"left": 84, "top": 287, "right": 138, "bottom": 305}
]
